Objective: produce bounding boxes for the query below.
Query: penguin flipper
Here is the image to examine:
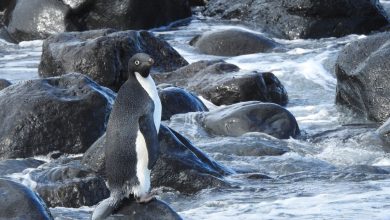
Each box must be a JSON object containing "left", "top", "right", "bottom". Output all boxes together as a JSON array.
[{"left": 139, "top": 114, "right": 160, "bottom": 170}]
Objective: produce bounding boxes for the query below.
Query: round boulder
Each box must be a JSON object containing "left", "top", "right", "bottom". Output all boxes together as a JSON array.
[
  {"left": 335, "top": 32, "right": 390, "bottom": 122},
  {"left": 158, "top": 86, "right": 208, "bottom": 120},
  {"left": 38, "top": 29, "right": 188, "bottom": 91},
  {"left": 153, "top": 60, "right": 288, "bottom": 106},
  {"left": 0, "top": 178, "right": 53, "bottom": 220},
  {"left": 199, "top": 101, "right": 300, "bottom": 139},
  {"left": 112, "top": 198, "right": 182, "bottom": 220},
  {"left": 190, "top": 28, "right": 280, "bottom": 56},
  {"left": 0, "top": 73, "right": 115, "bottom": 159}
]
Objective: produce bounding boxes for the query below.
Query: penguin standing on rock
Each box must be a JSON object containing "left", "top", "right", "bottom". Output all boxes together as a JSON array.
[{"left": 92, "top": 53, "right": 162, "bottom": 220}]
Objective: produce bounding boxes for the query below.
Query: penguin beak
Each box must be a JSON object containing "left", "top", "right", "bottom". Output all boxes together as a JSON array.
[{"left": 148, "top": 58, "right": 154, "bottom": 66}]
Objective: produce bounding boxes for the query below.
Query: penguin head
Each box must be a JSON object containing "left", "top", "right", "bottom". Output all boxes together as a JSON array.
[{"left": 128, "top": 53, "right": 155, "bottom": 78}]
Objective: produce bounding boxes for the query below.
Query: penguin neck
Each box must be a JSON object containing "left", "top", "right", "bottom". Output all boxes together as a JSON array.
[{"left": 134, "top": 71, "right": 162, "bottom": 132}]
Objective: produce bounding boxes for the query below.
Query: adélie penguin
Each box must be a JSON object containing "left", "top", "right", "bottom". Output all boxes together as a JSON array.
[{"left": 92, "top": 53, "right": 162, "bottom": 220}]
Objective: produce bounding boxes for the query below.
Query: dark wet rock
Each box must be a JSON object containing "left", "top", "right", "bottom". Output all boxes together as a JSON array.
[
  {"left": 0, "top": 73, "right": 115, "bottom": 159},
  {"left": 0, "top": 178, "right": 53, "bottom": 220},
  {"left": 153, "top": 60, "right": 288, "bottom": 106},
  {"left": 197, "top": 133, "right": 290, "bottom": 156},
  {"left": 189, "top": 0, "right": 206, "bottom": 6},
  {"left": 0, "top": 78, "right": 11, "bottom": 90},
  {"left": 0, "top": 27, "right": 16, "bottom": 43},
  {"left": 0, "top": 0, "right": 12, "bottom": 11},
  {"left": 199, "top": 101, "right": 300, "bottom": 139},
  {"left": 159, "top": 86, "right": 208, "bottom": 120},
  {"left": 109, "top": 198, "right": 182, "bottom": 220},
  {"left": 335, "top": 32, "right": 390, "bottom": 122},
  {"left": 204, "top": 0, "right": 389, "bottom": 39},
  {"left": 377, "top": 118, "right": 390, "bottom": 147},
  {"left": 0, "top": 158, "right": 44, "bottom": 176},
  {"left": 39, "top": 29, "right": 188, "bottom": 91},
  {"left": 190, "top": 28, "right": 281, "bottom": 56},
  {"left": 30, "top": 158, "right": 109, "bottom": 207},
  {"left": 4, "top": 0, "right": 191, "bottom": 42},
  {"left": 83, "top": 125, "right": 232, "bottom": 194}
]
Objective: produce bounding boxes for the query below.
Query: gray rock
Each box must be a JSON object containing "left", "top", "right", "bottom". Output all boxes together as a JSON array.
[
  {"left": 39, "top": 29, "right": 188, "bottom": 91},
  {"left": 335, "top": 32, "right": 390, "bottom": 122},
  {"left": 108, "top": 198, "right": 182, "bottom": 220},
  {"left": 29, "top": 158, "right": 109, "bottom": 207},
  {"left": 159, "top": 86, "right": 208, "bottom": 120},
  {"left": 4, "top": 0, "right": 191, "bottom": 42},
  {"left": 204, "top": 0, "right": 389, "bottom": 39},
  {"left": 0, "top": 178, "right": 53, "bottom": 220},
  {"left": 377, "top": 118, "right": 390, "bottom": 147},
  {"left": 82, "top": 125, "right": 232, "bottom": 194},
  {"left": 153, "top": 60, "right": 288, "bottom": 106},
  {"left": 190, "top": 28, "right": 281, "bottom": 56},
  {"left": 199, "top": 101, "right": 300, "bottom": 139},
  {"left": 0, "top": 73, "right": 115, "bottom": 159},
  {"left": 0, "top": 78, "right": 11, "bottom": 90}
]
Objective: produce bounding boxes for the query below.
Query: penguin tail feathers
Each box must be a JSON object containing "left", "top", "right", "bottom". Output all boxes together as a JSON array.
[{"left": 92, "top": 193, "right": 123, "bottom": 220}]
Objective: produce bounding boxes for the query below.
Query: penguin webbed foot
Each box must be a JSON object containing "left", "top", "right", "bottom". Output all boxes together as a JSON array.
[{"left": 136, "top": 192, "right": 156, "bottom": 203}]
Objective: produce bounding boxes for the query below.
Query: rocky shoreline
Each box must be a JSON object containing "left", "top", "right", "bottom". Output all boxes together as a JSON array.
[{"left": 0, "top": 0, "right": 390, "bottom": 219}]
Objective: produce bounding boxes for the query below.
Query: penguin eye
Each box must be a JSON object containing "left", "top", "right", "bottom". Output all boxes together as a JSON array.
[{"left": 134, "top": 60, "right": 140, "bottom": 65}]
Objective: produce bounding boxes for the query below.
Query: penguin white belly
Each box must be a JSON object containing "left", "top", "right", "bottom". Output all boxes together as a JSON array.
[
  {"left": 135, "top": 72, "right": 162, "bottom": 132},
  {"left": 131, "top": 130, "right": 151, "bottom": 197}
]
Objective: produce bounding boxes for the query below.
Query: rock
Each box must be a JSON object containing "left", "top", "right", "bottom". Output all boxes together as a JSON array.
[
  {"left": 335, "top": 32, "right": 390, "bottom": 122},
  {"left": 0, "top": 0, "right": 12, "bottom": 11},
  {"left": 190, "top": 28, "right": 281, "bottom": 56},
  {"left": 0, "top": 73, "right": 115, "bottom": 159},
  {"left": 4, "top": 0, "right": 191, "bottom": 42},
  {"left": 158, "top": 86, "right": 208, "bottom": 120},
  {"left": 0, "top": 178, "right": 53, "bottom": 220},
  {"left": 82, "top": 125, "right": 232, "bottom": 194},
  {"left": 196, "top": 133, "right": 290, "bottom": 156},
  {"left": 153, "top": 60, "right": 288, "bottom": 106},
  {"left": 0, "top": 27, "right": 15, "bottom": 43},
  {"left": 5, "top": 0, "right": 69, "bottom": 42},
  {"left": 39, "top": 29, "right": 188, "bottom": 91},
  {"left": 29, "top": 158, "right": 109, "bottom": 207},
  {"left": 0, "top": 158, "right": 44, "bottom": 176},
  {"left": 110, "top": 198, "right": 182, "bottom": 220},
  {"left": 377, "top": 118, "right": 390, "bottom": 147},
  {"left": 189, "top": 0, "right": 206, "bottom": 6},
  {"left": 203, "top": 0, "right": 389, "bottom": 39},
  {"left": 199, "top": 101, "right": 300, "bottom": 139},
  {"left": 0, "top": 78, "right": 11, "bottom": 90}
]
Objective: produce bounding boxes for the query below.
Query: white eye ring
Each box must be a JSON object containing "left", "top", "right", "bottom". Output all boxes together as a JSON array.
[{"left": 135, "top": 60, "right": 140, "bottom": 65}]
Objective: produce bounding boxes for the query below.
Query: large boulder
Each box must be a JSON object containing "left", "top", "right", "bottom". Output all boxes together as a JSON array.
[
  {"left": 204, "top": 0, "right": 389, "bottom": 39},
  {"left": 111, "top": 198, "right": 182, "bottom": 220},
  {"left": 38, "top": 29, "right": 188, "bottom": 91},
  {"left": 82, "top": 125, "right": 232, "bottom": 194},
  {"left": 190, "top": 28, "right": 281, "bottom": 56},
  {"left": 0, "top": 178, "right": 53, "bottom": 220},
  {"left": 4, "top": 0, "right": 191, "bottom": 42},
  {"left": 153, "top": 60, "right": 288, "bottom": 106},
  {"left": 335, "top": 32, "right": 390, "bottom": 122},
  {"left": 0, "top": 73, "right": 115, "bottom": 159},
  {"left": 29, "top": 158, "right": 109, "bottom": 207},
  {"left": 0, "top": 78, "right": 11, "bottom": 90},
  {"left": 198, "top": 101, "right": 300, "bottom": 139},
  {"left": 159, "top": 85, "right": 208, "bottom": 120}
]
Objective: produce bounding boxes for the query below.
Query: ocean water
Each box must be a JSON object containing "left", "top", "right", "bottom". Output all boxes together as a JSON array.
[{"left": 1, "top": 9, "right": 390, "bottom": 220}]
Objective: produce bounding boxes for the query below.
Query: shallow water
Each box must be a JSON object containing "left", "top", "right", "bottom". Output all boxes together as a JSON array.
[{"left": 1, "top": 10, "right": 390, "bottom": 220}]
